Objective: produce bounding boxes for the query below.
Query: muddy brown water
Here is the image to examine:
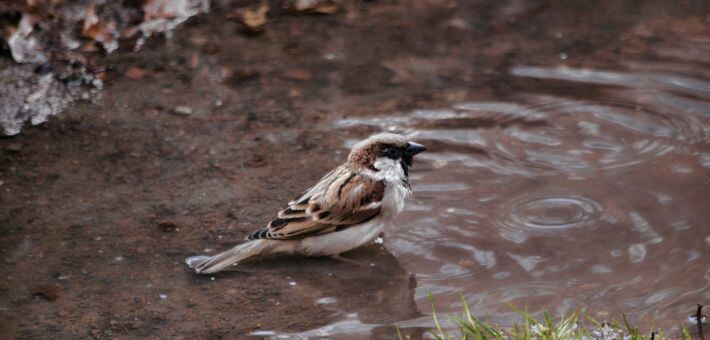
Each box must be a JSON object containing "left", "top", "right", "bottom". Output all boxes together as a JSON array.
[{"left": 1, "top": 1, "right": 709, "bottom": 339}]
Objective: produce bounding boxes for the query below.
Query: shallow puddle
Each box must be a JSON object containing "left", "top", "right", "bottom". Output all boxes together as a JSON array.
[{"left": 304, "top": 23, "right": 710, "bottom": 340}]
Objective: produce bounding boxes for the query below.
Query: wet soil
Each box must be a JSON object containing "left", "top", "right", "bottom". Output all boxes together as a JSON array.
[{"left": 2, "top": 1, "right": 710, "bottom": 338}]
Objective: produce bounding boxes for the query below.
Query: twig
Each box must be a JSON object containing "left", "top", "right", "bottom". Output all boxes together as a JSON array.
[{"left": 697, "top": 304, "right": 705, "bottom": 340}]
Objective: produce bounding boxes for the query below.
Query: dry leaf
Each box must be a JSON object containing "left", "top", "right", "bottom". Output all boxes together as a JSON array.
[
  {"left": 81, "top": 2, "right": 119, "bottom": 52},
  {"left": 232, "top": 2, "right": 269, "bottom": 32},
  {"left": 82, "top": 2, "right": 98, "bottom": 33}
]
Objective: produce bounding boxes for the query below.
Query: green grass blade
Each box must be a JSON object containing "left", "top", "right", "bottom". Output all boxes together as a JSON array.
[{"left": 429, "top": 292, "right": 448, "bottom": 340}]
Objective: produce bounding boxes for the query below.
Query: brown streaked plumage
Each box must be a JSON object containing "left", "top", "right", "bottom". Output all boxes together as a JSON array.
[{"left": 186, "top": 132, "right": 426, "bottom": 274}]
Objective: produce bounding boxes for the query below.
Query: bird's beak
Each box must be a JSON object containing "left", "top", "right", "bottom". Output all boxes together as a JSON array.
[{"left": 404, "top": 141, "right": 427, "bottom": 156}]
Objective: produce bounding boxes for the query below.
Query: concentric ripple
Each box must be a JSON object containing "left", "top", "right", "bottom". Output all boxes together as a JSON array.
[
  {"left": 465, "top": 92, "right": 707, "bottom": 176},
  {"left": 494, "top": 194, "right": 602, "bottom": 243},
  {"left": 512, "top": 196, "right": 600, "bottom": 230}
]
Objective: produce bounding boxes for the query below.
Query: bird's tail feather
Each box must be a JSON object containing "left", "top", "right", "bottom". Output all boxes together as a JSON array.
[{"left": 186, "top": 240, "right": 272, "bottom": 274}]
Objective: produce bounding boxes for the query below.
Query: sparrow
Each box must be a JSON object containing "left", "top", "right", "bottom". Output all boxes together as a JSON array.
[{"left": 186, "top": 133, "right": 427, "bottom": 274}]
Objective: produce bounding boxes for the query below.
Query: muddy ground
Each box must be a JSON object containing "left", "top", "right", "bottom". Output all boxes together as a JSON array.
[{"left": 1, "top": 0, "right": 709, "bottom": 338}]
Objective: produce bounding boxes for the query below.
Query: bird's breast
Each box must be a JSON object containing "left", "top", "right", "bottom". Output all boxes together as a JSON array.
[{"left": 381, "top": 182, "right": 410, "bottom": 216}]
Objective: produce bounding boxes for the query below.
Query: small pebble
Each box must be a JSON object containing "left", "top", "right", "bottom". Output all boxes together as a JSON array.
[
  {"left": 316, "top": 297, "right": 337, "bottom": 305},
  {"left": 251, "top": 330, "right": 276, "bottom": 336},
  {"left": 159, "top": 293, "right": 167, "bottom": 299},
  {"left": 172, "top": 106, "right": 193, "bottom": 116}
]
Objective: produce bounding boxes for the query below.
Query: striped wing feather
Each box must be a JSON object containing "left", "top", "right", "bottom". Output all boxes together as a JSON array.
[{"left": 247, "top": 165, "right": 385, "bottom": 240}]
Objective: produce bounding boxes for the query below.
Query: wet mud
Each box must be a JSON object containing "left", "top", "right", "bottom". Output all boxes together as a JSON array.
[{"left": 1, "top": 0, "right": 710, "bottom": 338}]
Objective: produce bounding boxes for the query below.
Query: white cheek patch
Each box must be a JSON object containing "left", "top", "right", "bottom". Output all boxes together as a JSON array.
[
  {"left": 372, "top": 157, "right": 405, "bottom": 182},
  {"left": 373, "top": 157, "right": 399, "bottom": 171}
]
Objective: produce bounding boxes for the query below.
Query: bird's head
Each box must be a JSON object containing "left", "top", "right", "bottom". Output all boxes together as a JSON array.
[{"left": 347, "top": 133, "right": 427, "bottom": 181}]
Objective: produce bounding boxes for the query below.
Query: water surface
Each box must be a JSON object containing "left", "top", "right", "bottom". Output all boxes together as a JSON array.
[{"left": 317, "top": 11, "right": 710, "bottom": 339}]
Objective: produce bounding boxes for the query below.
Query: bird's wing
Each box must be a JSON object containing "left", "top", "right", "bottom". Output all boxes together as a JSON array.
[{"left": 247, "top": 165, "right": 385, "bottom": 240}]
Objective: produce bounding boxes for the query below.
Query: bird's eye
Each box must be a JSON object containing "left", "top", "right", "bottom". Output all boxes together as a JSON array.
[{"left": 386, "top": 147, "right": 399, "bottom": 157}]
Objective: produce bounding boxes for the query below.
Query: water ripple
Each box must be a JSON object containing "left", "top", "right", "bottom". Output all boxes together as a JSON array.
[
  {"left": 326, "top": 35, "right": 709, "bottom": 333},
  {"left": 492, "top": 194, "right": 602, "bottom": 244},
  {"left": 511, "top": 66, "right": 710, "bottom": 94},
  {"left": 335, "top": 89, "right": 706, "bottom": 176}
]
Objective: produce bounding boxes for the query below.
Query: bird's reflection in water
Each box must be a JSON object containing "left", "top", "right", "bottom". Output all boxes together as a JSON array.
[{"left": 223, "top": 244, "right": 424, "bottom": 338}]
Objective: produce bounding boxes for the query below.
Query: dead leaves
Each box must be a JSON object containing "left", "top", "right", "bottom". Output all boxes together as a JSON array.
[
  {"left": 138, "top": 0, "right": 209, "bottom": 36},
  {"left": 132, "top": 0, "right": 210, "bottom": 50},
  {"left": 6, "top": 14, "right": 47, "bottom": 63},
  {"left": 81, "top": 2, "right": 119, "bottom": 53},
  {"left": 227, "top": 0, "right": 341, "bottom": 34},
  {"left": 1, "top": 0, "right": 211, "bottom": 63},
  {"left": 2, "top": 0, "right": 345, "bottom": 65}
]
